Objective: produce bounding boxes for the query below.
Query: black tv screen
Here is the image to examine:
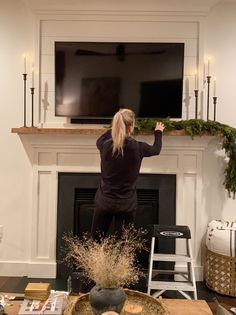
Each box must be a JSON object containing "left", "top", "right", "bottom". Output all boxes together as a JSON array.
[{"left": 55, "top": 42, "right": 184, "bottom": 122}]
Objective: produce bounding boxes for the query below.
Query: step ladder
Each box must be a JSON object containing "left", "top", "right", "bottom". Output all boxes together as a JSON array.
[{"left": 147, "top": 225, "right": 197, "bottom": 300}]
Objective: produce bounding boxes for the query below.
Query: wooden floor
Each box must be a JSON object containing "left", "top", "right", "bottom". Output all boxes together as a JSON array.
[{"left": 0, "top": 277, "right": 235, "bottom": 314}]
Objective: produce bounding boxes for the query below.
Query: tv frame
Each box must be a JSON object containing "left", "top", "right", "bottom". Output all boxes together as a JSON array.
[{"left": 54, "top": 41, "right": 185, "bottom": 124}]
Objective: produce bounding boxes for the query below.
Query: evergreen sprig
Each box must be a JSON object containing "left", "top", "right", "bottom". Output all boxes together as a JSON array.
[{"left": 135, "top": 119, "right": 236, "bottom": 198}]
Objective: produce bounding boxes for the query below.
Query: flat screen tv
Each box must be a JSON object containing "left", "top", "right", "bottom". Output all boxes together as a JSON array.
[{"left": 55, "top": 42, "right": 184, "bottom": 122}]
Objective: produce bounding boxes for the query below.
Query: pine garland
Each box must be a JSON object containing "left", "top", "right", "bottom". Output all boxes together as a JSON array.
[{"left": 135, "top": 119, "right": 236, "bottom": 198}]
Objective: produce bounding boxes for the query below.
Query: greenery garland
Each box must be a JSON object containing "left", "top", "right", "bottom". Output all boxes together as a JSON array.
[{"left": 135, "top": 119, "right": 236, "bottom": 198}]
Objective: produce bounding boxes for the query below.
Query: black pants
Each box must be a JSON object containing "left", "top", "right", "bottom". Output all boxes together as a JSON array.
[{"left": 91, "top": 189, "right": 137, "bottom": 240}]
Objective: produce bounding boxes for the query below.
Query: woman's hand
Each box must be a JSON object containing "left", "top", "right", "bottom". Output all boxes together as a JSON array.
[{"left": 155, "top": 121, "right": 165, "bottom": 132}]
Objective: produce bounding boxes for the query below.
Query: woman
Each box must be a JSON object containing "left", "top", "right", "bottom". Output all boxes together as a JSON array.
[{"left": 91, "top": 108, "right": 165, "bottom": 239}]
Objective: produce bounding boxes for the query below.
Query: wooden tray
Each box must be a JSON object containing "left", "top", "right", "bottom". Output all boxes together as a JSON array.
[{"left": 64, "top": 289, "right": 169, "bottom": 315}]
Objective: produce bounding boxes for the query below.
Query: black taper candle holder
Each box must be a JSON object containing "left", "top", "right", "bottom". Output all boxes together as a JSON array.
[
  {"left": 30, "top": 87, "right": 35, "bottom": 127},
  {"left": 23, "top": 73, "right": 27, "bottom": 127},
  {"left": 194, "top": 89, "right": 199, "bottom": 119},
  {"left": 206, "top": 76, "right": 211, "bottom": 120},
  {"left": 213, "top": 96, "right": 217, "bottom": 121}
]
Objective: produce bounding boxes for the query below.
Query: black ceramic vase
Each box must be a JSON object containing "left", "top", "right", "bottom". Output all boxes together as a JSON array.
[{"left": 89, "top": 286, "right": 126, "bottom": 315}]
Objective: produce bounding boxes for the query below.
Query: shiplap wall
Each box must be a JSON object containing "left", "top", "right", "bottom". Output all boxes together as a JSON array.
[{"left": 39, "top": 16, "right": 200, "bottom": 126}]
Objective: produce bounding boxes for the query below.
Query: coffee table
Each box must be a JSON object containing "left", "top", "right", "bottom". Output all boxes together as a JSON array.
[
  {"left": 163, "top": 299, "right": 213, "bottom": 314},
  {"left": 2, "top": 294, "right": 213, "bottom": 315}
]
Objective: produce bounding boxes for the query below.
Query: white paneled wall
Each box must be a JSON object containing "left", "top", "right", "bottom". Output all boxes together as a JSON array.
[{"left": 39, "top": 15, "right": 200, "bottom": 126}]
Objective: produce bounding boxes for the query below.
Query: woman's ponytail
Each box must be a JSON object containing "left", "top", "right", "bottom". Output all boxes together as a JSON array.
[{"left": 111, "top": 108, "right": 135, "bottom": 155}]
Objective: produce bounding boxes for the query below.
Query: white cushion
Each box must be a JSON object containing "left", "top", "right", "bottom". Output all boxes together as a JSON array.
[{"left": 206, "top": 220, "right": 236, "bottom": 257}]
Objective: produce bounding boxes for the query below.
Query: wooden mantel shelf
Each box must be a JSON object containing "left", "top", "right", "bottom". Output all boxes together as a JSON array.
[
  {"left": 11, "top": 127, "right": 106, "bottom": 135},
  {"left": 11, "top": 127, "right": 206, "bottom": 136}
]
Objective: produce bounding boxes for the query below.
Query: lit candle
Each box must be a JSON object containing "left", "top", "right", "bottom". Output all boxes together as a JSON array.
[
  {"left": 207, "top": 58, "right": 211, "bottom": 76},
  {"left": 23, "top": 54, "right": 26, "bottom": 73},
  {"left": 214, "top": 77, "right": 216, "bottom": 97},
  {"left": 124, "top": 303, "right": 143, "bottom": 315},
  {"left": 194, "top": 69, "right": 198, "bottom": 90},
  {"left": 32, "top": 65, "right": 34, "bottom": 88}
]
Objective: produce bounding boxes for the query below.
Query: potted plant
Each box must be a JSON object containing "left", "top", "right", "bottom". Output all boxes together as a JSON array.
[{"left": 62, "top": 227, "right": 146, "bottom": 315}]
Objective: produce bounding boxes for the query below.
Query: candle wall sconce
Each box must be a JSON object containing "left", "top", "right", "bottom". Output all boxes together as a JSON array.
[
  {"left": 194, "top": 90, "right": 199, "bottom": 119},
  {"left": 206, "top": 76, "right": 211, "bottom": 120},
  {"left": 193, "top": 61, "right": 218, "bottom": 122},
  {"left": 30, "top": 87, "right": 35, "bottom": 127},
  {"left": 22, "top": 73, "right": 27, "bottom": 127},
  {"left": 213, "top": 96, "right": 217, "bottom": 121},
  {"left": 21, "top": 55, "right": 36, "bottom": 128}
]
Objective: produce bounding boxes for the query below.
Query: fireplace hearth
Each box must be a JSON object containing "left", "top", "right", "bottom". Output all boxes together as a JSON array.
[{"left": 57, "top": 172, "right": 176, "bottom": 278}]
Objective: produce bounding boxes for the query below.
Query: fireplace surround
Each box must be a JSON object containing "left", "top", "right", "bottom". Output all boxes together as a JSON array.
[{"left": 11, "top": 128, "right": 219, "bottom": 280}]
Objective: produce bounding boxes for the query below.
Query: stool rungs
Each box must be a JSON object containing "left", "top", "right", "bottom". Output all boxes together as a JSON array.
[
  {"left": 149, "top": 281, "right": 196, "bottom": 291},
  {"left": 152, "top": 269, "right": 188, "bottom": 275},
  {"left": 152, "top": 253, "right": 192, "bottom": 262}
]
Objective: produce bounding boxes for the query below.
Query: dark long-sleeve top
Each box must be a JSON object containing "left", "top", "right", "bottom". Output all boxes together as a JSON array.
[{"left": 96, "top": 129, "right": 162, "bottom": 199}]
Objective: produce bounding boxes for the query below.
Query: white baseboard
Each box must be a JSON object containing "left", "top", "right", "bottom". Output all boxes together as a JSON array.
[
  {"left": 27, "top": 262, "right": 57, "bottom": 278},
  {"left": 0, "top": 261, "right": 56, "bottom": 278}
]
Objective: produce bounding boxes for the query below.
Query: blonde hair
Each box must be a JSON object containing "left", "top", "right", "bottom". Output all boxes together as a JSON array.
[{"left": 111, "top": 108, "right": 135, "bottom": 155}]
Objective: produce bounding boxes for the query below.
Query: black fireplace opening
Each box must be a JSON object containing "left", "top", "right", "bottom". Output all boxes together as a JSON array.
[
  {"left": 57, "top": 172, "right": 176, "bottom": 283},
  {"left": 74, "top": 187, "right": 159, "bottom": 237}
]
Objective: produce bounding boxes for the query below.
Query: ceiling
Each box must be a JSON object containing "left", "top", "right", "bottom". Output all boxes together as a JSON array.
[{"left": 24, "top": 0, "right": 236, "bottom": 14}]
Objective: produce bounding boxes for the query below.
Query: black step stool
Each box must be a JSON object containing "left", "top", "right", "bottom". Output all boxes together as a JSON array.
[{"left": 147, "top": 225, "right": 197, "bottom": 300}]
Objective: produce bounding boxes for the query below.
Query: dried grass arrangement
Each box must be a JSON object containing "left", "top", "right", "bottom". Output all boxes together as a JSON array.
[{"left": 62, "top": 227, "right": 146, "bottom": 288}]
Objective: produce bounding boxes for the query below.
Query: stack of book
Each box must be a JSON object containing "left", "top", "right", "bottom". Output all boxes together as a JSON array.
[
  {"left": 18, "top": 292, "right": 67, "bottom": 315},
  {"left": 24, "top": 283, "right": 51, "bottom": 301}
]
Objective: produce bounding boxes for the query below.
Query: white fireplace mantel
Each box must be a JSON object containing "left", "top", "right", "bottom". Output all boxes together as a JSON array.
[{"left": 12, "top": 127, "right": 223, "bottom": 280}]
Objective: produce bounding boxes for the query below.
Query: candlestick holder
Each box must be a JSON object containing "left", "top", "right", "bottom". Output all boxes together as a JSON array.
[
  {"left": 22, "top": 73, "right": 27, "bottom": 127},
  {"left": 213, "top": 96, "right": 217, "bottom": 121},
  {"left": 30, "top": 87, "right": 35, "bottom": 127},
  {"left": 206, "top": 76, "right": 211, "bottom": 120},
  {"left": 194, "top": 89, "right": 199, "bottom": 119}
]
